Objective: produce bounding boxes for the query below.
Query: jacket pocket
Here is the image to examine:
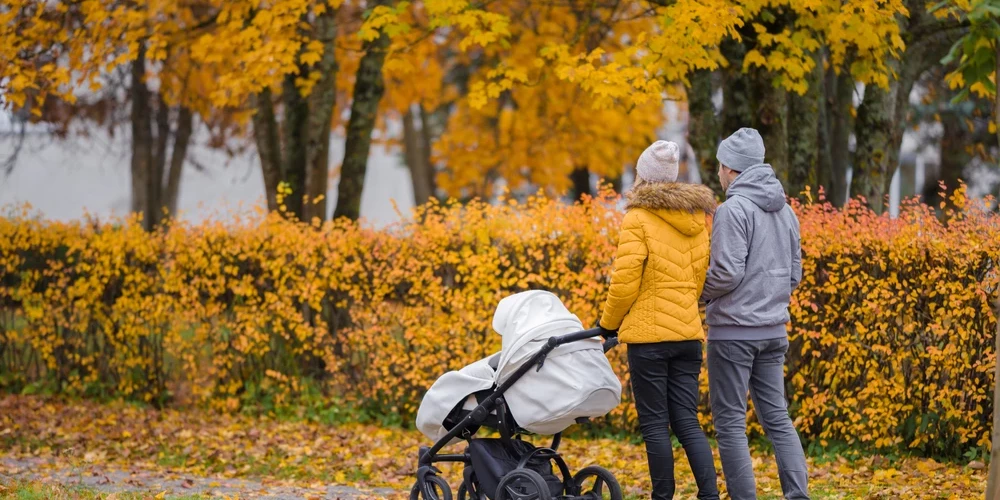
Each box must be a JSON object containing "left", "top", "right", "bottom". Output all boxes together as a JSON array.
[{"left": 765, "top": 267, "right": 791, "bottom": 278}]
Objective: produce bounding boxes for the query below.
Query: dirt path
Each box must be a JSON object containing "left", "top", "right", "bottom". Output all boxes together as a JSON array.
[{"left": 0, "top": 456, "right": 401, "bottom": 499}]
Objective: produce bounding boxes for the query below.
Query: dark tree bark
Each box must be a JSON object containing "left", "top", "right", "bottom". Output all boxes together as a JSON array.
[
  {"left": 252, "top": 8, "right": 341, "bottom": 221},
  {"left": 852, "top": 80, "right": 899, "bottom": 212},
  {"left": 253, "top": 88, "right": 283, "bottom": 213},
  {"left": 825, "top": 68, "right": 855, "bottom": 206},
  {"left": 721, "top": 40, "right": 754, "bottom": 136},
  {"left": 817, "top": 59, "right": 833, "bottom": 200},
  {"left": 787, "top": 55, "right": 823, "bottom": 199},
  {"left": 165, "top": 106, "right": 193, "bottom": 215},
  {"left": 129, "top": 45, "right": 195, "bottom": 228},
  {"left": 688, "top": 70, "right": 723, "bottom": 196},
  {"left": 304, "top": 7, "right": 338, "bottom": 222},
  {"left": 130, "top": 44, "right": 154, "bottom": 230},
  {"left": 749, "top": 68, "right": 789, "bottom": 189},
  {"left": 333, "top": 0, "right": 392, "bottom": 221},
  {"left": 403, "top": 108, "right": 435, "bottom": 205},
  {"left": 281, "top": 74, "right": 310, "bottom": 220},
  {"left": 852, "top": 1, "right": 966, "bottom": 211},
  {"left": 418, "top": 104, "right": 437, "bottom": 199},
  {"left": 151, "top": 93, "right": 169, "bottom": 226},
  {"left": 569, "top": 167, "right": 591, "bottom": 201},
  {"left": 990, "top": 300, "right": 1000, "bottom": 500},
  {"left": 926, "top": 112, "right": 969, "bottom": 204}
]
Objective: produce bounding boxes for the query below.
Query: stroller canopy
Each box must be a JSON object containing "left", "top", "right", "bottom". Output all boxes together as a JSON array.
[
  {"left": 415, "top": 291, "right": 621, "bottom": 443},
  {"left": 491, "top": 291, "right": 621, "bottom": 435},
  {"left": 415, "top": 353, "right": 497, "bottom": 445}
]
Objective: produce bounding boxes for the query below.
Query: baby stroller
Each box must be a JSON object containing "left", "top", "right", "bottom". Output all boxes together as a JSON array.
[{"left": 413, "top": 291, "right": 624, "bottom": 500}]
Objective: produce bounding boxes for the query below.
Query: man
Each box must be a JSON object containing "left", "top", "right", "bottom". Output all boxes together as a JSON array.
[{"left": 702, "top": 127, "right": 809, "bottom": 500}]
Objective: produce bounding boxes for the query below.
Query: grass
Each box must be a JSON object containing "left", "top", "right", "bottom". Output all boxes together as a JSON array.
[
  {"left": 0, "top": 394, "right": 989, "bottom": 499},
  {"left": 0, "top": 479, "right": 207, "bottom": 499}
]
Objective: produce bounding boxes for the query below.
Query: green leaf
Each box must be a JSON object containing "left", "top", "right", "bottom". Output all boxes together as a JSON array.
[
  {"left": 928, "top": 0, "right": 951, "bottom": 14},
  {"left": 950, "top": 88, "right": 972, "bottom": 104},
  {"left": 963, "top": 34, "right": 977, "bottom": 55},
  {"left": 941, "top": 38, "right": 965, "bottom": 65},
  {"left": 980, "top": 4, "right": 1000, "bottom": 17}
]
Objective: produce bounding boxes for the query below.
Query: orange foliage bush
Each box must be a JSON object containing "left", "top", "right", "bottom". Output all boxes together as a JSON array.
[{"left": 0, "top": 186, "right": 997, "bottom": 457}]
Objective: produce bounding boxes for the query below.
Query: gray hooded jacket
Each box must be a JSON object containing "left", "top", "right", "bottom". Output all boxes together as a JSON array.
[{"left": 702, "top": 164, "right": 802, "bottom": 340}]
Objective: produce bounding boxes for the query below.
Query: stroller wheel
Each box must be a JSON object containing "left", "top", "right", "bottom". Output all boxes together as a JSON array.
[
  {"left": 572, "top": 466, "right": 622, "bottom": 500},
  {"left": 459, "top": 468, "right": 481, "bottom": 500},
  {"left": 410, "top": 474, "right": 453, "bottom": 500},
  {"left": 495, "top": 469, "right": 552, "bottom": 500},
  {"left": 457, "top": 481, "right": 480, "bottom": 500}
]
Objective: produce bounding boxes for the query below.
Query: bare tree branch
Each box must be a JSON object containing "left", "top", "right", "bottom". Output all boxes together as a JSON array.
[{"left": 1, "top": 111, "right": 27, "bottom": 178}]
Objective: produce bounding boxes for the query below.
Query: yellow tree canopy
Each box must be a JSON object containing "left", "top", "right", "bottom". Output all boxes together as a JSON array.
[
  {"left": 367, "top": 0, "right": 912, "bottom": 198},
  {"left": 3, "top": 0, "right": 913, "bottom": 200}
]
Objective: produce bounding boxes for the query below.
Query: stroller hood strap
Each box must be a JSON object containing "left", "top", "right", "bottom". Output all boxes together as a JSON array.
[{"left": 493, "top": 318, "right": 584, "bottom": 378}]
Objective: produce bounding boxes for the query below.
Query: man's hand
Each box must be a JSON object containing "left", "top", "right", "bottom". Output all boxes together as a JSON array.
[{"left": 597, "top": 325, "right": 618, "bottom": 339}]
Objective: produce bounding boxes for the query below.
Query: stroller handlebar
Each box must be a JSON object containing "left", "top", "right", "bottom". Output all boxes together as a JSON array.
[
  {"left": 602, "top": 336, "right": 619, "bottom": 353},
  {"left": 548, "top": 327, "right": 619, "bottom": 352}
]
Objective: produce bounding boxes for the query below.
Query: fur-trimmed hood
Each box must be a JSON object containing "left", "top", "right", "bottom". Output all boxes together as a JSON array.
[{"left": 625, "top": 182, "right": 717, "bottom": 236}]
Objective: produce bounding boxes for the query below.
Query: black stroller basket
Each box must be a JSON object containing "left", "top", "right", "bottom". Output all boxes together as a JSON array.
[{"left": 412, "top": 328, "right": 622, "bottom": 500}]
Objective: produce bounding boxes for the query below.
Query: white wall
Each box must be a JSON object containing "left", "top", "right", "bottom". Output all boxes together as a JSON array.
[{"left": 0, "top": 116, "right": 416, "bottom": 228}]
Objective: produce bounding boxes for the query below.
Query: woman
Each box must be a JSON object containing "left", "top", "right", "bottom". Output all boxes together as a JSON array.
[{"left": 599, "top": 140, "right": 719, "bottom": 500}]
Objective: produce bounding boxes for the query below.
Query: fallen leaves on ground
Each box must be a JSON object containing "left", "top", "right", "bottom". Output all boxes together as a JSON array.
[
  {"left": 0, "top": 480, "right": 197, "bottom": 500},
  {"left": 0, "top": 395, "right": 987, "bottom": 499}
]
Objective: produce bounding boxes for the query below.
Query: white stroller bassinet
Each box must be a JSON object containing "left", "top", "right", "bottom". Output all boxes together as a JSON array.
[{"left": 416, "top": 290, "right": 622, "bottom": 443}]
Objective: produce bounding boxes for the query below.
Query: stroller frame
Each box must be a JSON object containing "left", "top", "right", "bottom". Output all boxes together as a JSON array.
[{"left": 414, "top": 328, "right": 621, "bottom": 500}]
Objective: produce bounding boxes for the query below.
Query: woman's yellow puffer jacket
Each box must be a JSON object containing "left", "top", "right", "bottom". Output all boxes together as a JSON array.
[{"left": 599, "top": 182, "right": 717, "bottom": 344}]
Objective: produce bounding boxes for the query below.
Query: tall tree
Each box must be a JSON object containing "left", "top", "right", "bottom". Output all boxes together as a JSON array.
[
  {"left": 941, "top": 0, "right": 1000, "bottom": 209},
  {"left": 851, "top": 0, "right": 969, "bottom": 211},
  {"left": 2, "top": 0, "right": 209, "bottom": 229},
  {"left": 787, "top": 54, "right": 823, "bottom": 197},
  {"left": 820, "top": 63, "right": 856, "bottom": 206},
  {"left": 401, "top": 107, "right": 436, "bottom": 206},
  {"left": 249, "top": 4, "right": 341, "bottom": 221},
  {"left": 129, "top": 45, "right": 197, "bottom": 229},
  {"left": 433, "top": 0, "right": 744, "bottom": 198},
  {"left": 851, "top": 75, "right": 900, "bottom": 212},
  {"left": 333, "top": 0, "right": 392, "bottom": 221},
  {"left": 687, "top": 70, "right": 723, "bottom": 196}
]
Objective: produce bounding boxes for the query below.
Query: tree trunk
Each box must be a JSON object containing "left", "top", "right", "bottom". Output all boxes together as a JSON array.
[
  {"left": 721, "top": 41, "right": 754, "bottom": 135},
  {"left": 817, "top": 60, "right": 833, "bottom": 200},
  {"left": 750, "top": 69, "right": 789, "bottom": 188},
  {"left": 303, "top": 8, "right": 339, "bottom": 222},
  {"left": 826, "top": 69, "right": 855, "bottom": 206},
  {"left": 165, "top": 106, "right": 193, "bottom": 216},
  {"left": 150, "top": 93, "right": 170, "bottom": 227},
  {"left": 418, "top": 104, "right": 438, "bottom": 200},
  {"left": 569, "top": 167, "right": 591, "bottom": 200},
  {"left": 858, "top": 2, "right": 968, "bottom": 211},
  {"left": 333, "top": 2, "right": 391, "bottom": 221},
  {"left": 403, "top": 108, "right": 433, "bottom": 205},
  {"left": 991, "top": 301, "right": 1000, "bottom": 498},
  {"left": 253, "top": 88, "right": 283, "bottom": 213},
  {"left": 926, "top": 111, "right": 970, "bottom": 207},
  {"left": 281, "top": 74, "right": 309, "bottom": 220},
  {"left": 984, "top": 46, "right": 1000, "bottom": 500},
  {"left": 688, "top": 70, "right": 723, "bottom": 196},
  {"left": 787, "top": 56, "right": 822, "bottom": 199},
  {"left": 852, "top": 81, "right": 898, "bottom": 212},
  {"left": 853, "top": 7, "right": 958, "bottom": 212},
  {"left": 130, "top": 44, "right": 154, "bottom": 230}
]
